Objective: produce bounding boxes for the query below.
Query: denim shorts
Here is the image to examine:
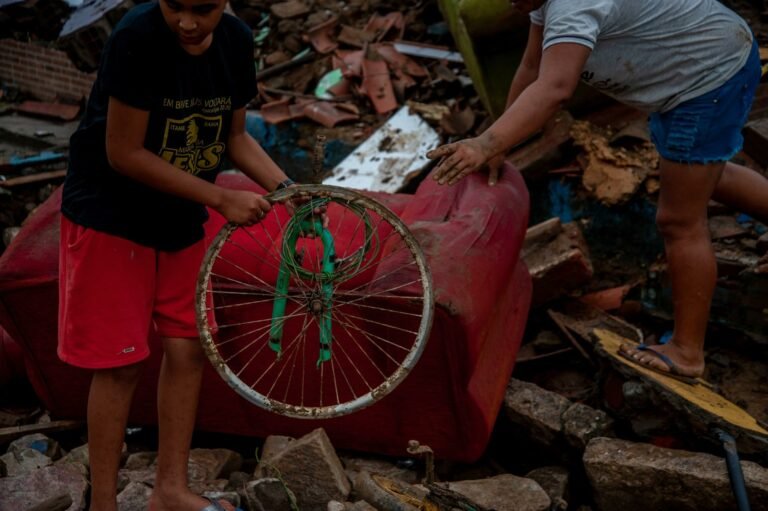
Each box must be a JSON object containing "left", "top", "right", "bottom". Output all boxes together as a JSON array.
[{"left": 649, "top": 40, "right": 761, "bottom": 164}]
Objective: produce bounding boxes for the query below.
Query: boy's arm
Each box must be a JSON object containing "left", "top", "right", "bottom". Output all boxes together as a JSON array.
[
  {"left": 226, "top": 108, "right": 293, "bottom": 192},
  {"left": 106, "top": 97, "right": 271, "bottom": 225},
  {"left": 427, "top": 42, "right": 590, "bottom": 186},
  {"left": 487, "top": 22, "right": 544, "bottom": 185}
]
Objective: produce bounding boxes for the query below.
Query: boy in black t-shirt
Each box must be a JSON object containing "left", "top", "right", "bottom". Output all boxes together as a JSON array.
[{"left": 59, "top": 1, "right": 293, "bottom": 509}]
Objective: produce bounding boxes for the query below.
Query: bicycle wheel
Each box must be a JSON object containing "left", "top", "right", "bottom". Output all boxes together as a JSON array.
[{"left": 196, "top": 184, "right": 434, "bottom": 419}]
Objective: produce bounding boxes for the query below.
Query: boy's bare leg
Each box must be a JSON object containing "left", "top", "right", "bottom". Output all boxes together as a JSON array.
[
  {"left": 621, "top": 159, "right": 725, "bottom": 377},
  {"left": 712, "top": 161, "right": 768, "bottom": 224},
  {"left": 150, "top": 337, "right": 235, "bottom": 511},
  {"left": 88, "top": 364, "right": 143, "bottom": 511}
]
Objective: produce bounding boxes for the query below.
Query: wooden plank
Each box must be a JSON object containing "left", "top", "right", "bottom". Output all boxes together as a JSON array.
[
  {"left": 593, "top": 328, "right": 768, "bottom": 450},
  {"left": 0, "top": 170, "right": 66, "bottom": 188},
  {"left": 0, "top": 419, "right": 84, "bottom": 443}
]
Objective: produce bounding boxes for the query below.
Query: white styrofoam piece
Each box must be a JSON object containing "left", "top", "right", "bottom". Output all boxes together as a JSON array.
[{"left": 324, "top": 106, "right": 441, "bottom": 193}]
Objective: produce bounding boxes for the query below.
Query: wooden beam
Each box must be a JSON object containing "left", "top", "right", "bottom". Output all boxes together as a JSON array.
[{"left": 0, "top": 420, "right": 84, "bottom": 444}]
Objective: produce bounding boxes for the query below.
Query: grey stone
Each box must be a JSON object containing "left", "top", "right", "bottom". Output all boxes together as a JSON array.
[
  {"left": 57, "top": 444, "right": 90, "bottom": 470},
  {"left": 117, "top": 481, "right": 153, "bottom": 511},
  {"left": 328, "top": 501, "right": 346, "bottom": 511},
  {"left": 189, "top": 448, "right": 243, "bottom": 482},
  {"left": 0, "top": 463, "right": 88, "bottom": 511},
  {"left": 227, "top": 470, "right": 251, "bottom": 492},
  {"left": 446, "top": 474, "right": 551, "bottom": 511},
  {"left": 190, "top": 479, "right": 229, "bottom": 495},
  {"left": 9, "top": 433, "right": 62, "bottom": 460},
  {"left": 584, "top": 437, "right": 768, "bottom": 511},
  {"left": 526, "top": 466, "right": 569, "bottom": 511},
  {"left": 118, "top": 467, "right": 156, "bottom": 488},
  {"left": 245, "top": 477, "right": 296, "bottom": 511},
  {"left": 348, "top": 501, "right": 377, "bottom": 511},
  {"left": 258, "top": 428, "right": 350, "bottom": 511},
  {"left": 123, "top": 451, "right": 157, "bottom": 470},
  {"left": 562, "top": 403, "right": 614, "bottom": 450},
  {"left": 504, "top": 378, "right": 572, "bottom": 445},
  {"left": 1, "top": 448, "right": 52, "bottom": 476},
  {"left": 259, "top": 435, "right": 295, "bottom": 463}
]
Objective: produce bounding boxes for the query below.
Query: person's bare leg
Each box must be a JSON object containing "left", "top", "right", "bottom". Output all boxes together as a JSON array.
[
  {"left": 712, "top": 161, "right": 768, "bottom": 224},
  {"left": 149, "top": 338, "right": 234, "bottom": 511},
  {"left": 621, "top": 158, "right": 725, "bottom": 377},
  {"left": 88, "top": 363, "right": 143, "bottom": 511}
]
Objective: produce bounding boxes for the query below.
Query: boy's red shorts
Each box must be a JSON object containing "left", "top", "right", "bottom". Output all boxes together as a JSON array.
[{"left": 58, "top": 216, "right": 212, "bottom": 369}]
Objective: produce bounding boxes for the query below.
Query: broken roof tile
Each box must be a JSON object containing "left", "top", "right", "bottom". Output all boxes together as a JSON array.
[
  {"left": 361, "top": 58, "right": 398, "bottom": 114},
  {"left": 269, "top": 0, "right": 310, "bottom": 19},
  {"left": 303, "top": 101, "right": 359, "bottom": 128},
  {"left": 364, "top": 12, "right": 404, "bottom": 42},
  {"left": 374, "top": 43, "right": 428, "bottom": 78},
  {"left": 304, "top": 15, "right": 339, "bottom": 54},
  {"left": 337, "top": 25, "right": 377, "bottom": 48}
]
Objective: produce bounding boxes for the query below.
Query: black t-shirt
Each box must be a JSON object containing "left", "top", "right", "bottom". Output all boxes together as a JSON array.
[{"left": 62, "top": 2, "right": 257, "bottom": 251}]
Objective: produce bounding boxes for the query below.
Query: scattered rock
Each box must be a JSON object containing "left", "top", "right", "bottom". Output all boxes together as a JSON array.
[
  {"left": 116, "top": 481, "right": 153, "bottom": 511},
  {"left": 562, "top": 402, "right": 614, "bottom": 450},
  {"left": 258, "top": 428, "right": 351, "bottom": 511},
  {"left": 0, "top": 463, "right": 88, "bottom": 511},
  {"left": 584, "top": 437, "right": 768, "bottom": 511},
  {"left": 445, "top": 474, "right": 551, "bottom": 511},
  {"left": 525, "top": 466, "right": 569, "bottom": 511}
]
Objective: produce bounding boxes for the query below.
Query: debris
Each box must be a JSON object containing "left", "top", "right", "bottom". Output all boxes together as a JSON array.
[
  {"left": 0, "top": 420, "right": 83, "bottom": 444},
  {"left": 593, "top": 328, "right": 768, "bottom": 453},
  {"left": 256, "top": 428, "right": 351, "bottom": 510},
  {"left": 522, "top": 217, "right": 594, "bottom": 307},
  {"left": 324, "top": 106, "right": 440, "bottom": 192},
  {"left": 578, "top": 284, "right": 633, "bottom": 311},
  {"left": 443, "top": 474, "right": 550, "bottom": 511},
  {"left": 507, "top": 111, "right": 574, "bottom": 177},
  {"left": 584, "top": 437, "right": 768, "bottom": 511},
  {"left": 743, "top": 117, "right": 768, "bottom": 166},
  {"left": 269, "top": 0, "right": 309, "bottom": 19},
  {"left": 255, "top": 50, "right": 316, "bottom": 81},
  {"left": 303, "top": 101, "right": 359, "bottom": 128},
  {"left": 360, "top": 57, "right": 397, "bottom": 114},
  {"left": 14, "top": 101, "right": 80, "bottom": 122},
  {"left": 439, "top": 103, "right": 475, "bottom": 136},
  {"left": 405, "top": 101, "right": 450, "bottom": 122},
  {"left": 304, "top": 15, "right": 339, "bottom": 54},
  {"left": 392, "top": 41, "right": 464, "bottom": 63},
  {"left": 571, "top": 120, "right": 658, "bottom": 205},
  {"left": 337, "top": 25, "right": 376, "bottom": 48},
  {"left": 0, "top": 170, "right": 67, "bottom": 188}
]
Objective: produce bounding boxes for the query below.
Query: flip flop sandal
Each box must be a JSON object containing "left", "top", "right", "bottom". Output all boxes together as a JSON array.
[
  {"left": 618, "top": 343, "right": 700, "bottom": 385},
  {"left": 200, "top": 496, "right": 243, "bottom": 511}
]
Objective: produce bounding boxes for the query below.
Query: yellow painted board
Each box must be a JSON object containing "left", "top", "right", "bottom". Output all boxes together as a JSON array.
[{"left": 593, "top": 328, "right": 768, "bottom": 437}]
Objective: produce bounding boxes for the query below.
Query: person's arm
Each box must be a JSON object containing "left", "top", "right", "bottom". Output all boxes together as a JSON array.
[
  {"left": 106, "top": 97, "right": 271, "bottom": 225},
  {"left": 226, "top": 107, "right": 292, "bottom": 192},
  {"left": 427, "top": 42, "right": 590, "bottom": 186},
  {"left": 487, "top": 23, "right": 544, "bottom": 185},
  {"left": 507, "top": 23, "right": 544, "bottom": 115}
]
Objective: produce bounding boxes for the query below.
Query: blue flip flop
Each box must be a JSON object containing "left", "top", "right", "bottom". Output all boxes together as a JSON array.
[
  {"left": 201, "top": 496, "right": 243, "bottom": 511},
  {"left": 618, "top": 343, "right": 699, "bottom": 385}
]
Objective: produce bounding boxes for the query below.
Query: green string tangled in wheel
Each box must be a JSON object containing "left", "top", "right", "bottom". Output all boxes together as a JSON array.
[
  {"left": 279, "top": 197, "right": 378, "bottom": 284},
  {"left": 269, "top": 196, "right": 378, "bottom": 365}
]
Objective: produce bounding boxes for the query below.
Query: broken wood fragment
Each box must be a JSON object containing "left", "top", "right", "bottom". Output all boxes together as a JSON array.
[
  {"left": 0, "top": 170, "right": 66, "bottom": 188},
  {"left": 255, "top": 51, "right": 316, "bottom": 81},
  {"left": 0, "top": 420, "right": 84, "bottom": 444},
  {"left": 507, "top": 111, "right": 575, "bottom": 177}
]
